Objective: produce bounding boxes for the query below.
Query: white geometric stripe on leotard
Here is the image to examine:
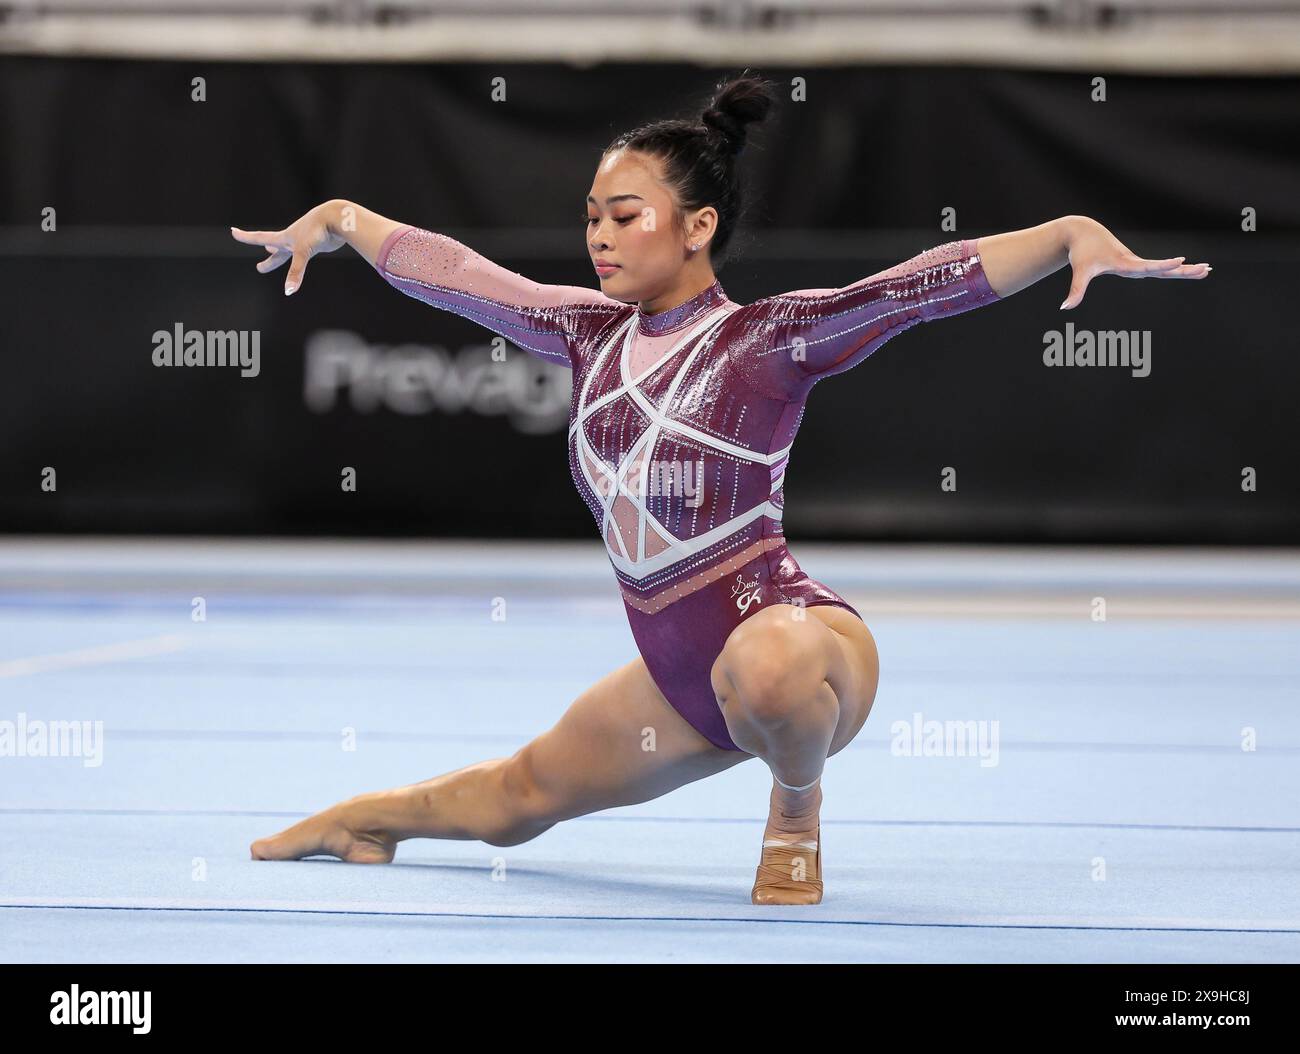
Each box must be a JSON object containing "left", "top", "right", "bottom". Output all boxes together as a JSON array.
[
  {"left": 573, "top": 311, "right": 789, "bottom": 578},
  {"left": 573, "top": 319, "right": 706, "bottom": 570},
  {"left": 569, "top": 317, "right": 635, "bottom": 557},
  {"left": 617, "top": 315, "right": 793, "bottom": 467},
  {"left": 569, "top": 307, "right": 789, "bottom": 582},
  {"left": 576, "top": 309, "right": 783, "bottom": 541},
  {"left": 622, "top": 307, "right": 742, "bottom": 566}
]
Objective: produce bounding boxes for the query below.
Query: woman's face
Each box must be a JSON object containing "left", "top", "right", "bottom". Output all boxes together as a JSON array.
[{"left": 585, "top": 148, "right": 703, "bottom": 302}]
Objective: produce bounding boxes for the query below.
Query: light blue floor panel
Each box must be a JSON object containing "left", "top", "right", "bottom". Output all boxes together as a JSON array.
[{"left": 1, "top": 542, "right": 1297, "bottom": 962}]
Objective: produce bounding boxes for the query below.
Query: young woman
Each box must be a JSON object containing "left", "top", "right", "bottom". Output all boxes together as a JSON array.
[{"left": 232, "top": 74, "right": 1209, "bottom": 905}]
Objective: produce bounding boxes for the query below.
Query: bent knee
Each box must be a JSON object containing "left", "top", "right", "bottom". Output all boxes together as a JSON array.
[{"left": 714, "top": 610, "right": 829, "bottom": 724}]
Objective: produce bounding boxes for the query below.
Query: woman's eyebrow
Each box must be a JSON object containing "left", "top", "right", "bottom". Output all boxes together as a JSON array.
[{"left": 586, "top": 194, "right": 645, "bottom": 205}]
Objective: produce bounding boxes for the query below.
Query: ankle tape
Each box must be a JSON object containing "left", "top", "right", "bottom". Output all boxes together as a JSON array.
[{"left": 773, "top": 774, "right": 821, "bottom": 792}]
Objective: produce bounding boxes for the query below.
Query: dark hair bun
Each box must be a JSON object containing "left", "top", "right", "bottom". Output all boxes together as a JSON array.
[{"left": 701, "top": 72, "right": 776, "bottom": 156}]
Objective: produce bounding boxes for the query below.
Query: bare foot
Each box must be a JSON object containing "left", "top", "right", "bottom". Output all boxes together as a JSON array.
[
  {"left": 751, "top": 778, "right": 823, "bottom": 905},
  {"left": 250, "top": 791, "right": 399, "bottom": 864}
]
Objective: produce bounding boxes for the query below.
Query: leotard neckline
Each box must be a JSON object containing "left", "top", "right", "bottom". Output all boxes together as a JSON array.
[{"left": 636, "top": 278, "right": 730, "bottom": 337}]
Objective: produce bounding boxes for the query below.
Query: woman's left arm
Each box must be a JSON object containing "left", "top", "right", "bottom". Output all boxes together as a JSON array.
[
  {"left": 728, "top": 216, "right": 1210, "bottom": 398},
  {"left": 978, "top": 214, "right": 1210, "bottom": 310}
]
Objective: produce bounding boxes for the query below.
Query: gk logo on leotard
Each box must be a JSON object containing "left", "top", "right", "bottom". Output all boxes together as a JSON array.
[{"left": 731, "top": 573, "right": 762, "bottom": 613}]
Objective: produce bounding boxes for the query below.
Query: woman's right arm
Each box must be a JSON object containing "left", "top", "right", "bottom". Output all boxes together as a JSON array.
[{"left": 232, "top": 199, "right": 625, "bottom": 369}]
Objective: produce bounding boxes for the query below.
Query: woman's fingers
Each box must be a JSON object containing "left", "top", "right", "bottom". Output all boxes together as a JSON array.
[
  {"left": 256, "top": 246, "right": 291, "bottom": 274},
  {"left": 284, "top": 251, "right": 310, "bottom": 295},
  {"left": 1113, "top": 255, "right": 1213, "bottom": 279},
  {"left": 234, "top": 225, "right": 298, "bottom": 280},
  {"left": 1150, "top": 262, "right": 1212, "bottom": 279},
  {"left": 1060, "top": 264, "right": 1095, "bottom": 310},
  {"left": 230, "top": 226, "right": 288, "bottom": 248},
  {"left": 1115, "top": 255, "right": 1211, "bottom": 279},
  {"left": 1063, "top": 228, "right": 1213, "bottom": 306},
  {"left": 232, "top": 223, "right": 327, "bottom": 293},
  {"left": 1144, "top": 255, "right": 1186, "bottom": 271}
]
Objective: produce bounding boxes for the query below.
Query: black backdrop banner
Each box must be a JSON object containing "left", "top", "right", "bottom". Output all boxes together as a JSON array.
[{"left": 1, "top": 58, "right": 1296, "bottom": 541}]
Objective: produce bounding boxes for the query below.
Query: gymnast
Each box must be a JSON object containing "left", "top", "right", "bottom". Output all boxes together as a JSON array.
[{"left": 232, "top": 73, "right": 1208, "bottom": 904}]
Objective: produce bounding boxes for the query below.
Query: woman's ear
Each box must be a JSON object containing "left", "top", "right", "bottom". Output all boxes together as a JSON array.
[{"left": 688, "top": 207, "right": 719, "bottom": 251}]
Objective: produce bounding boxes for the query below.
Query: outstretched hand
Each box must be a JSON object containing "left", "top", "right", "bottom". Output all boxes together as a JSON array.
[
  {"left": 230, "top": 202, "right": 346, "bottom": 296},
  {"left": 1060, "top": 218, "right": 1210, "bottom": 310}
]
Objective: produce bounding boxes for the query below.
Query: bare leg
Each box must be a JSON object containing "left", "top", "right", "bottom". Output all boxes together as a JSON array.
[
  {"left": 250, "top": 655, "right": 750, "bottom": 862},
  {"left": 710, "top": 604, "right": 880, "bottom": 904}
]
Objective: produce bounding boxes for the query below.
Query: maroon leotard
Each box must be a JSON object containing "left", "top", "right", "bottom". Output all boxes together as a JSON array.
[{"left": 375, "top": 226, "right": 1001, "bottom": 750}]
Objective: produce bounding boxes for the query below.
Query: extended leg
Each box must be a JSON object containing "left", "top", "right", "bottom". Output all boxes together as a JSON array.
[{"left": 250, "top": 655, "right": 750, "bottom": 862}]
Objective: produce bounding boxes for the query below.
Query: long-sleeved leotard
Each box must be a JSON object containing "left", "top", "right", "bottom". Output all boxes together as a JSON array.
[{"left": 375, "top": 225, "right": 1001, "bottom": 750}]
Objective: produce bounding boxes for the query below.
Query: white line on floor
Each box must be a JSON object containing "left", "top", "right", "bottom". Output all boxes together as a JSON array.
[{"left": 0, "top": 634, "right": 188, "bottom": 678}]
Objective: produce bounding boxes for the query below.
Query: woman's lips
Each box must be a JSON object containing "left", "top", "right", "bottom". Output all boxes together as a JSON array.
[{"left": 594, "top": 263, "right": 620, "bottom": 277}]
